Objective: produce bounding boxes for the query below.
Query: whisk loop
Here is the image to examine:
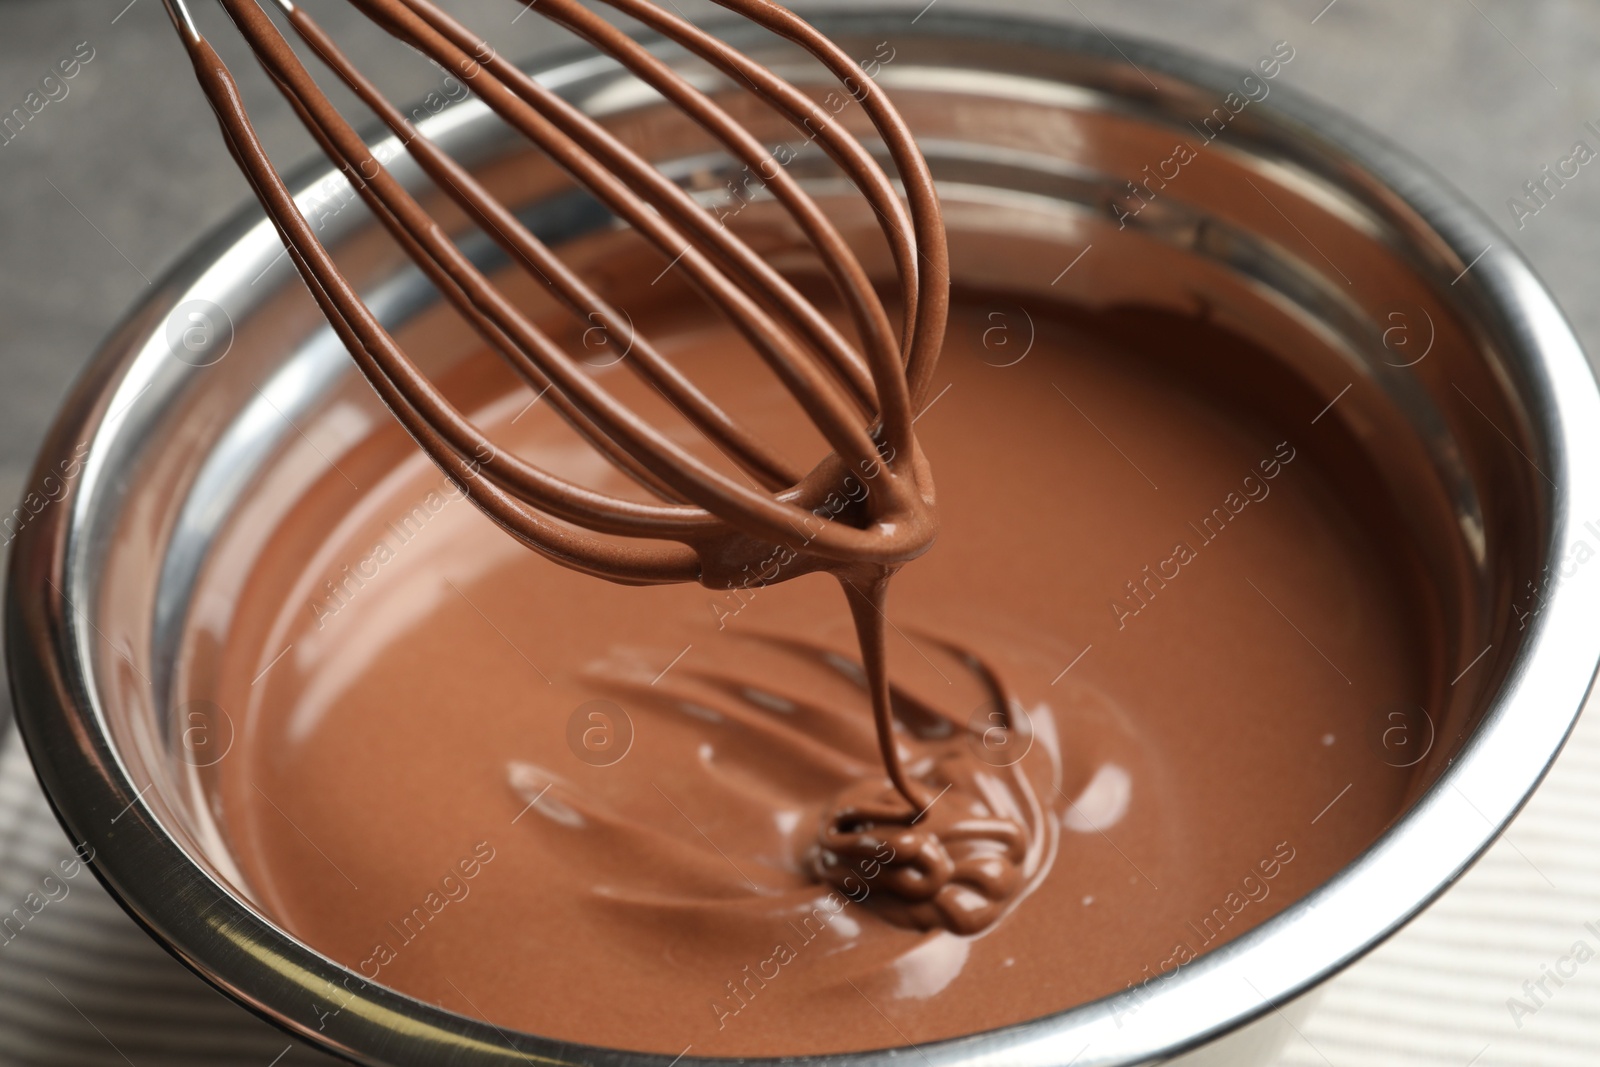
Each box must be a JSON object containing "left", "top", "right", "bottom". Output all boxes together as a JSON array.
[{"left": 161, "top": 0, "right": 948, "bottom": 588}]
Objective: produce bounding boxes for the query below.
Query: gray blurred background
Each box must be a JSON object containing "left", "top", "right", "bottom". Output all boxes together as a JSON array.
[{"left": 2, "top": 1, "right": 1599, "bottom": 1064}]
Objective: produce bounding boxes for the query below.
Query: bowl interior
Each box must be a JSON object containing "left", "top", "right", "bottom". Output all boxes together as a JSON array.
[{"left": 14, "top": 14, "right": 1588, "bottom": 1067}]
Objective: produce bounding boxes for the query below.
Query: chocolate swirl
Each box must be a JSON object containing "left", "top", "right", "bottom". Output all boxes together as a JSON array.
[
  {"left": 814, "top": 755, "right": 1033, "bottom": 935},
  {"left": 809, "top": 647, "right": 1053, "bottom": 936}
]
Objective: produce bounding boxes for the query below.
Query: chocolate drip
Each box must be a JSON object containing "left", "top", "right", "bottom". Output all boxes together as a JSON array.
[{"left": 165, "top": 0, "right": 1027, "bottom": 933}]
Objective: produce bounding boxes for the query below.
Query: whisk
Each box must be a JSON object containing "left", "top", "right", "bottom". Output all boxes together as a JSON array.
[{"left": 160, "top": 0, "right": 952, "bottom": 808}]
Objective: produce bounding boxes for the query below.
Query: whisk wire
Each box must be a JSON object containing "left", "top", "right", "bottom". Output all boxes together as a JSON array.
[
  {"left": 388, "top": 0, "right": 901, "bottom": 416},
  {"left": 169, "top": 0, "right": 949, "bottom": 582},
  {"left": 281, "top": 2, "right": 836, "bottom": 491},
  {"left": 339, "top": 0, "right": 893, "bottom": 478}
]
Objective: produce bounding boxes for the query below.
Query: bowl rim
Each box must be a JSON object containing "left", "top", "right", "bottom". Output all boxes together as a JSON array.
[{"left": 9, "top": 9, "right": 1600, "bottom": 1066}]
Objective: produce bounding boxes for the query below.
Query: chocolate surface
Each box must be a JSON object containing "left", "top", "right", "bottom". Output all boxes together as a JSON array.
[{"left": 188, "top": 292, "right": 1429, "bottom": 1056}]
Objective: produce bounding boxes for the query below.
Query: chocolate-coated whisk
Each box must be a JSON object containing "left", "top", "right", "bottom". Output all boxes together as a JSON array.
[{"left": 161, "top": 0, "right": 950, "bottom": 809}]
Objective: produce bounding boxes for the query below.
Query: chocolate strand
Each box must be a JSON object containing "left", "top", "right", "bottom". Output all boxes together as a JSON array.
[{"left": 165, "top": 0, "right": 949, "bottom": 821}]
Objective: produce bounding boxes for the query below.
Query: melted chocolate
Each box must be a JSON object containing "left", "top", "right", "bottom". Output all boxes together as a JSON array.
[
  {"left": 185, "top": 294, "right": 1429, "bottom": 1056},
  {"left": 166, "top": 0, "right": 1432, "bottom": 1054}
]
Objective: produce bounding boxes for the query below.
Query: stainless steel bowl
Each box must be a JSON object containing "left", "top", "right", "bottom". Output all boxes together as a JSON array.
[{"left": 10, "top": 11, "right": 1600, "bottom": 1066}]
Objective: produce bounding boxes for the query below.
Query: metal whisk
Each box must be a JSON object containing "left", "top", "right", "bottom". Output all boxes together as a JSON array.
[{"left": 160, "top": 0, "right": 949, "bottom": 590}]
